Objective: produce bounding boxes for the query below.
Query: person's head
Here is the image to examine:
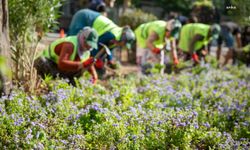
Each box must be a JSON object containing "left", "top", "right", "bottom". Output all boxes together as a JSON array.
[
  {"left": 165, "top": 19, "right": 182, "bottom": 39},
  {"left": 119, "top": 26, "right": 136, "bottom": 49},
  {"left": 77, "top": 27, "right": 98, "bottom": 52},
  {"left": 89, "top": 0, "right": 106, "bottom": 13},
  {"left": 209, "top": 23, "right": 221, "bottom": 40}
]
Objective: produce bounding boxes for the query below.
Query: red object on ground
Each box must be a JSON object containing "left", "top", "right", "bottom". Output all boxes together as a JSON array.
[
  {"left": 60, "top": 29, "right": 65, "bottom": 38},
  {"left": 192, "top": 53, "right": 199, "bottom": 62}
]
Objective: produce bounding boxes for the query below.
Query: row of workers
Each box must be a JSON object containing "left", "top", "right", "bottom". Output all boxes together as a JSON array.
[{"left": 34, "top": 9, "right": 223, "bottom": 84}]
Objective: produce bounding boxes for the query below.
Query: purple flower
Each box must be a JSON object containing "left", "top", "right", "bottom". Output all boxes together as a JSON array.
[
  {"left": 213, "top": 90, "right": 217, "bottom": 95},
  {"left": 192, "top": 111, "right": 198, "bottom": 117},
  {"left": 38, "top": 123, "right": 46, "bottom": 129},
  {"left": 203, "top": 122, "right": 210, "bottom": 128},
  {"left": 14, "top": 117, "right": 24, "bottom": 126},
  {"left": 35, "top": 143, "right": 44, "bottom": 149},
  {"left": 113, "top": 90, "right": 120, "bottom": 98},
  {"left": 112, "top": 123, "right": 118, "bottom": 127},
  {"left": 57, "top": 88, "right": 69, "bottom": 101},
  {"left": 157, "top": 121, "right": 163, "bottom": 125},
  {"left": 60, "top": 140, "right": 68, "bottom": 145},
  {"left": 132, "top": 135, "right": 137, "bottom": 141},
  {"left": 194, "top": 123, "right": 199, "bottom": 129},
  {"left": 178, "top": 122, "right": 187, "bottom": 127},
  {"left": 91, "top": 103, "right": 101, "bottom": 111},
  {"left": 115, "top": 114, "right": 121, "bottom": 120}
]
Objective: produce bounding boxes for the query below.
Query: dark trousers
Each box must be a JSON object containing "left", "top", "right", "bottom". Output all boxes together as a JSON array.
[{"left": 34, "top": 57, "right": 83, "bottom": 85}]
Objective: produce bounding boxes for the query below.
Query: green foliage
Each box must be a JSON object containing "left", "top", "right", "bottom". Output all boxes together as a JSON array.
[
  {"left": 228, "top": 0, "right": 250, "bottom": 25},
  {"left": 8, "top": 0, "right": 64, "bottom": 89},
  {"left": 156, "top": 0, "right": 194, "bottom": 14},
  {"left": 119, "top": 9, "right": 157, "bottom": 30},
  {"left": 0, "top": 56, "right": 12, "bottom": 94},
  {"left": 192, "top": 0, "right": 214, "bottom": 8},
  {"left": 191, "top": 0, "right": 215, "bottom": 24},
  {"left": 9, "top": 0, "right": 63, "bottom": 38},
  {"left": 0, "top": 56, "right": 12, "bottom": 79}
]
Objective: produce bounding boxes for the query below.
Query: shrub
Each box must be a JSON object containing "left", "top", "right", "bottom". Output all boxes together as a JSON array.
[{"left": 119, "top": 9, "right": 158, "bottom": 30}]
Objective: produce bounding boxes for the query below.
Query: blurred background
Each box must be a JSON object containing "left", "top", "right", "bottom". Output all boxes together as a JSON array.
[{"left": 58, "top": 0, "right": 250, "bottom": 32}]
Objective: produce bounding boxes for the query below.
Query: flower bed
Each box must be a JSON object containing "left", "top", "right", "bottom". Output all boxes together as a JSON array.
[{"left": 0, "top": 65, "right": 249, "bottom": 149}]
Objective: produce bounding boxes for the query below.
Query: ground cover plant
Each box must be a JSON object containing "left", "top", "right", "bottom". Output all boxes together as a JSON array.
[{"left": 0, "top": 64, "right": 249, "bottom": 149}]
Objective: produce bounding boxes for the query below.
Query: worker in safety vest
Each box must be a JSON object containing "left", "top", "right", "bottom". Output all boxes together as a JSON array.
[
  {"left": 216, "top": 21, "right": 242, "bottom": 67},
  {"left": 135, "top": 19, "right": 182, "bottom": 74},
  {"left": 178, "top": 23, "right": 220, "bottom": 64},
  {"left": 34, "top": 27, "right": 99, "bottom": 85},
  {"left": 68, "top": 9, "right": 135, "bottom": 78}
]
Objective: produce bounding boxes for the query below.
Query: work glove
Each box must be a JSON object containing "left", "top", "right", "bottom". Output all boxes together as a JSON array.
[
  {"left": 88, "top": 66, "right": 98, "bottom": 84},
  {"left": 192, "top": 53, "right": 199, "bottom": 63},
  {"left": 95, "top": 59, "right": 104, "bottom": 69},
  {"left": 151, "top": 47, "right": 161, "bottom": 54},
  {"left": 83, "top": 57, "right": 95, "bottom": 68},
  {"left": 173, "top": 57, "right": 179, "bottom": 65}
]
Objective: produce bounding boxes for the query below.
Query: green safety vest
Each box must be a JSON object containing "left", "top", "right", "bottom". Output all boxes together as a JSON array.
[
  {"left": 93, "top": 15, "right": 122, "bottom": 41},
  {"left": 42, "top": 36, "right": 90, "bottom": 63},
  {"left": 135, "top": 20, "right": 166, "bottom": 49},
  {"left": 178, "top": 23, "right": 210, "bottom": 52}
]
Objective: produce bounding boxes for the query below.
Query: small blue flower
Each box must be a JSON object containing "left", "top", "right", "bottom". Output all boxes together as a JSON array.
[{"left": 203, "top": 122, "right": 210, "bottom": 128}]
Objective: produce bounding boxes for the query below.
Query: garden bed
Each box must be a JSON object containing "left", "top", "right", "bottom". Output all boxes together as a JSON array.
[{"left": 0, "top": 65, "right": 249, "bottom": 149}]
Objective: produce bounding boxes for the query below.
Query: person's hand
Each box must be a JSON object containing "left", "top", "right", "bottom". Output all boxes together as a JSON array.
[
  {"left": 83, "top": 57, "right": 95, "bottom": 68},
  {"left": 192, "top": 53, "right": 199, "bottom": 63},
  {"left": 95, "top": 59, "right": 104, "bottom": 69},
  {"left": 91, "top": 77, "right": 97, "bottom": 84},
  {"left": 173, "top": 57, "right": 179, "bottom": 65},
  {"left": 88, "top": 65, "right": 98, "bottom": 84},
  {"left": 151, "top": 47, "right": 161, "bottom": 54}
]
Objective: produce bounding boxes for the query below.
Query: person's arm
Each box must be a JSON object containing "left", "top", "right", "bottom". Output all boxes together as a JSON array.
[
  {"left": 88, "top": 65, "right": 98, "bottom": 84},
  {"left": 146, "top": 31, "right": 160, "bottom": 54},
  {"left": 58, "top": 43, "right": 82, "bottom": 71},
  {"left": 189, "top": 34, "right": 204, "bottom": 63},
  {"left": 235, "top": 33, "right": 242, "bottom": 48},
  {"left": 170, "top": 39, "right": 179, "bottom": 65},
  {"left": 216, "top": 36, "right": 223, "bottom": 61}
]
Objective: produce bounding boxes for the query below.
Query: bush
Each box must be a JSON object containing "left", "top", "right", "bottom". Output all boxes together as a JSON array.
[
  {"left": 8, "top": 0, "right": 64, "bottom": 91},
  {"left": 119, "top": 9, "right": 158, "bottom": 30},
  {"left": 191, "top": 0, "right": 215, "bottom": 24}
]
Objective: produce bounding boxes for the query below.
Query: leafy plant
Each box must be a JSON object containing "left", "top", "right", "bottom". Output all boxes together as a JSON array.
[
  {"left": 119, "top": 9, "right": 157, "bottom": 30},
  {"left": 8, "top": 0, "right": 64, "bottom": 92}
]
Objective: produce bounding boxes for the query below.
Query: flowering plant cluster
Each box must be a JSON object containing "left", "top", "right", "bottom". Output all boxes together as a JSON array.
[{"left": 0, "top": 65, "right": 249, "bottom": 149}]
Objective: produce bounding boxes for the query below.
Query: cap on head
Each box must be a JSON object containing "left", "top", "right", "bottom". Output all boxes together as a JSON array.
[
  {"left": 210, "top": 24, "right": 221, "bottom": 40},
  {"left": 120, "top": 26, "right": 136, "bottom": 49},
  {"left": 78, "top": 26, "right": 98, "bottom": 49},
  {"left": 167, "top": 19, "right": 182, "bottom": 39}
]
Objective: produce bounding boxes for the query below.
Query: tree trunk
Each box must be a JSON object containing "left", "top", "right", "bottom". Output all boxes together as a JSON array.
[{"left": 0, "top": 0, "right": 12, "bottom": 95}]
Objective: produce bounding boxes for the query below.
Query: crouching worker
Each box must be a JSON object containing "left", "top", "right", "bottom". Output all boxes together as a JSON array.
[
  {"left": 68, "top": 9, "right": 135, "bottom": 79},
  {"left": 178, "top": 23, "right": 221, "bottom": 65},
  {"left": 135, "top": 19, "right": 182, "bottom": 74},
  {"left": 34, "top": 27, "right": 99, "bottom": 85}
]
